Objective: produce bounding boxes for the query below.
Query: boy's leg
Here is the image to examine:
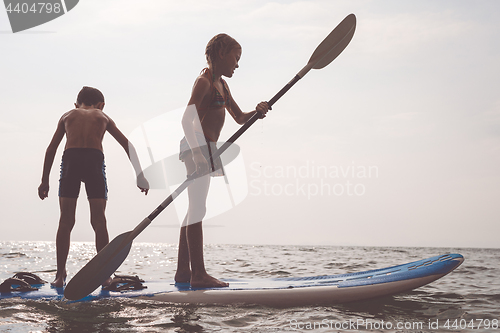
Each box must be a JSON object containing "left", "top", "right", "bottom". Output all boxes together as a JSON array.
[
  {"left": 88, "top": 198, "right": 112, "bottom": 286},
  {"left": 53, "top": 197, "right": 77, "bottom": 287},
  {"left": 88, "top": 198, "right": 108, "bottom": 252}
]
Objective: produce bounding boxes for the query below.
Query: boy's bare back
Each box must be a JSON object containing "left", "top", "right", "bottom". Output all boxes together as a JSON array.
[
  {"left": 39, "top": 86, "right": 148, "bottom": 201},
  {"left": 62, "top": 107, "right": 110, "bottom": 151}
]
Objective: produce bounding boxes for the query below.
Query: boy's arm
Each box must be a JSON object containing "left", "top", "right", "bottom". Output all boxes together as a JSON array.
[
  {"left": 106, "top": 117, "right": 149, "bottom": 195},
  {"left": 38, "top": 117, "right": 66, "bottom": 200}
]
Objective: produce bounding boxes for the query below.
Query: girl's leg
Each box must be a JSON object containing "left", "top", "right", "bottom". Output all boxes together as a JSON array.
[
  {"left": 174, "top": 218, "right": 191, "bottom": 283},
  {"left": 186, "top": 172, "right": 228, "bottom": 288},
  {"left": 175, "top": 155, "right": 197, "bottom": 283},
  {"left": 175, "top": 153, "right": 228, "bottom": 288}
]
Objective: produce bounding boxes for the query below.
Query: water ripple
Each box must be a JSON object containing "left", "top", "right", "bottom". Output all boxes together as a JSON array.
[{"left": 0, "top": 242, "right": 498, "bottom": 332}]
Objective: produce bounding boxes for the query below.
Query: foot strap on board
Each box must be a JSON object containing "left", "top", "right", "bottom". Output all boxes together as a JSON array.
[
  {"left": 0, "top": 272, "right": 47, "bottom": 292},
  {"left": 102, "top": 274, "right": 147, "bottom": 292},
  {"left": 13, "top": 272, "right": 48, "bottom": 285}
]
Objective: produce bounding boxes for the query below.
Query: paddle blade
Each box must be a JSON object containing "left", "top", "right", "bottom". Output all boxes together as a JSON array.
[
  {"left": 309, "top": 14, "right": 356, "bottom": 70},
  {"left": 64, "top": 232, "right": 133, "bottom": 300}
]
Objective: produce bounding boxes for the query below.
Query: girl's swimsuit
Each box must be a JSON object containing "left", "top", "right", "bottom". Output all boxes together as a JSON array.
[
  {"left": 179, "top": 133, "right": 224, "bottom": 177},
  {"left": 179, "top": 68, "right": 229, "bottom": 177}
]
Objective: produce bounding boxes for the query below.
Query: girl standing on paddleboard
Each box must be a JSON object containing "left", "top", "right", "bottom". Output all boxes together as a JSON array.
[{"left": 176, "top": 34, "right": 269, "bottom": 288}]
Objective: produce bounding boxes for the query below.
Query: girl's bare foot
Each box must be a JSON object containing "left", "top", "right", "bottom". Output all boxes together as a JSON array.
[
  {"left": 190, "top": 273, "right": 228, "bottom": 289},
  {"left": 174, "top": 270, "right": 191, "bottom": 284}
]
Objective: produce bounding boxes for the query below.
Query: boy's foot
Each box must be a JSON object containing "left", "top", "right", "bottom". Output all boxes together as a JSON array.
[
  {"left": 51, "top": 271, "right": 67, "bottom": 288},
  {"left": 190, "top": 273, "right": 229, "bottom": 289},
  {"left": 102, "top": 277, "right": 113, "bottom": 287},
  {"left": 174, "top": 270, "right": 191, "bottom": 284}
]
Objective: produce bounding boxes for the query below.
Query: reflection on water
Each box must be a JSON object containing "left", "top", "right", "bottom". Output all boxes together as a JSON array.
[{"left": 0, "top": 242, "right": 498, "bottom": 333}]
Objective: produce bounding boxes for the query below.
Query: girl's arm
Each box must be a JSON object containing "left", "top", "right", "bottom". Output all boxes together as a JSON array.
[
  {"left": 181, "top": 77, "right": 211, "bottom": 173},
  {"left": 226, "top": 85, "right": 269, "bottom": 125}
]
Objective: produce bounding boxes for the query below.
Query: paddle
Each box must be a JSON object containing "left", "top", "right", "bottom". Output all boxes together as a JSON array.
[{"left": 64, "top": 13, "right": 356, "bottom": 301}]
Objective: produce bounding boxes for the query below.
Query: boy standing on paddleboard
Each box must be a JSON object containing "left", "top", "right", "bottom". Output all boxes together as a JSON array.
[{"left": 38, "top": 86, "right": 149, "bottom": 287}]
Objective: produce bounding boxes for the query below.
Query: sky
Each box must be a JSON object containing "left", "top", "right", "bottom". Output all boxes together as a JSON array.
[{"left": 0, "top": 0, "right": 499, "bottom": 248}]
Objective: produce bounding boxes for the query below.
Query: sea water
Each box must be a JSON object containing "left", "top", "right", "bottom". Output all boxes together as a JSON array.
[{"left": 0, "top": 242, "right": 498, "bottom": 333}]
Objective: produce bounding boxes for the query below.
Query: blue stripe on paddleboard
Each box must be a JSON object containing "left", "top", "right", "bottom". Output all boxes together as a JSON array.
[{"left": 0, "top": 253, "right": 463, "bottom": 301}]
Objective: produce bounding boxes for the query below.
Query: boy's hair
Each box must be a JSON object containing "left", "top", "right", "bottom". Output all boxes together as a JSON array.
[
  {"left": 205, "top": 34, "right": 240, "bottom": 67},
  {"left": 76, "top": 86, "right": 105, "bottom": 106}
]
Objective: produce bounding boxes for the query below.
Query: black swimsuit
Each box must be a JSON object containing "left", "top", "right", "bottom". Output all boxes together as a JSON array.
[
  {"left": 178, "top": 68, "right": 229, "bottom": 177},
  {"left": 59, "top": 148, "right": 108, "bottom": 199}
]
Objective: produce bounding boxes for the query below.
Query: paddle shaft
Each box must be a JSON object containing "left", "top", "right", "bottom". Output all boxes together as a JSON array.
[
  {"left": 128, "top": 72, "right": 306, "bottom": 241},
  {"left": 64, "top": 14, "right": 357, "bottom": 300},
  {"left": 109, "top": 12, "right": 357, "bottom": 244}
]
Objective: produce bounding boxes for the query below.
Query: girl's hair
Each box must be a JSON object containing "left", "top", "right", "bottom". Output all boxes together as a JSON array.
[{"left": 205, "top": 33, "right": 240, "bottom": 68}]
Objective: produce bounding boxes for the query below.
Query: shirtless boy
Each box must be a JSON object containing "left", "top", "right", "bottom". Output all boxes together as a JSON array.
[{"left": 38, "top": 86, "right": 149, "bottom": 287}]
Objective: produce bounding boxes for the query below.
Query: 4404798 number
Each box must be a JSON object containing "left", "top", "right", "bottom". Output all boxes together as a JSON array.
[
  {"left": 444, "top": 319, "right": 498, "bottom": 330},
  {"left": 5, "top": 2, "right": 62, "bottom": 14}
]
